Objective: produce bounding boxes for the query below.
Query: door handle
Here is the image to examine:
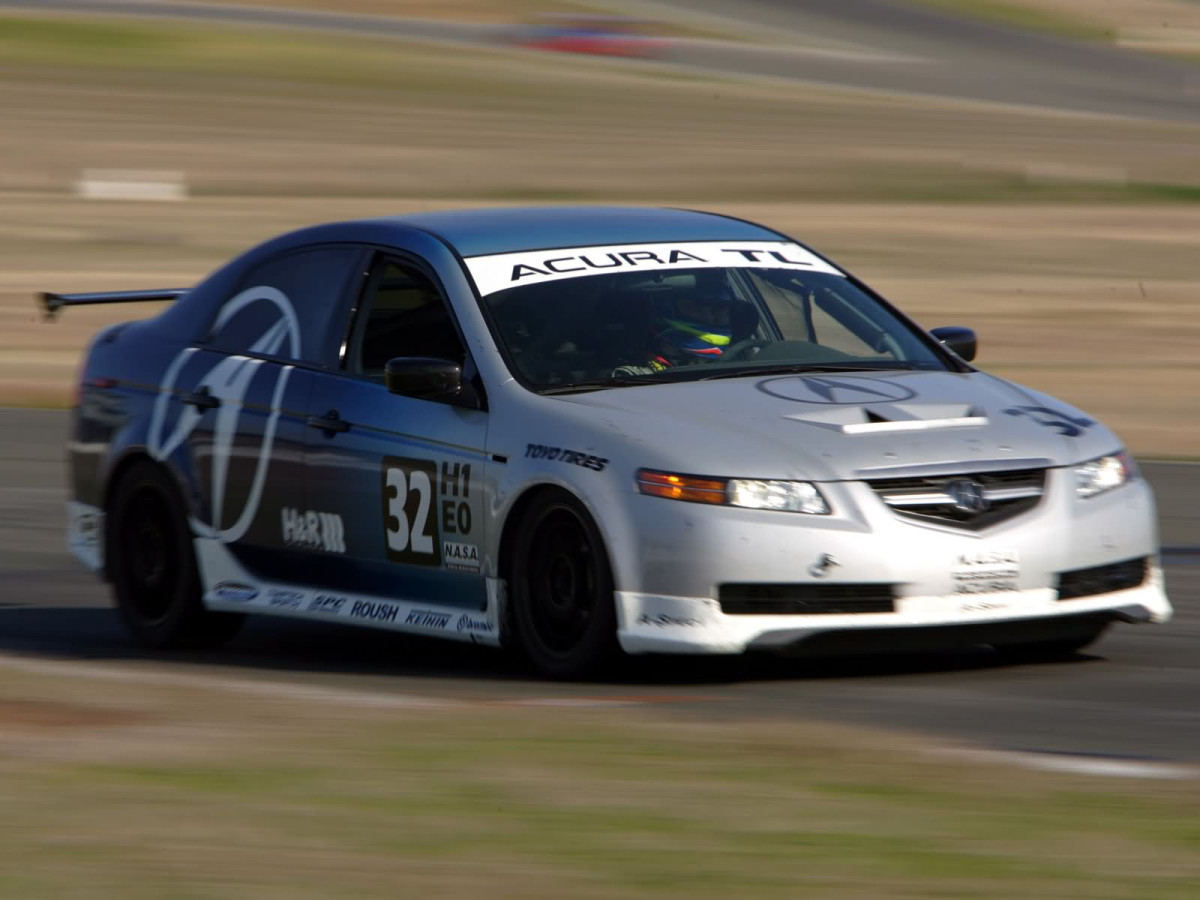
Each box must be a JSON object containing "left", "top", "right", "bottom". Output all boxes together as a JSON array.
[
  {"left": 181, "top": 386, "right": 220, "bottom": 411},
  {"left": 306, "top": 410, "right": 351, "bottom": 434}
]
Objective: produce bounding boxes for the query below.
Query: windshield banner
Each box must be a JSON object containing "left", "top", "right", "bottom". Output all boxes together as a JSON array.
[{"left": 464, "top": 241, "right": 844, "bottom": 296}]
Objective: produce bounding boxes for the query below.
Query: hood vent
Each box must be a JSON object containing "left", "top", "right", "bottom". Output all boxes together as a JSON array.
[
  {"left": 866, "top": 467, "right": 1045, "bottom": 531},
  {"left": 787, "top": 403, "right": 988, "bottom": 435}
]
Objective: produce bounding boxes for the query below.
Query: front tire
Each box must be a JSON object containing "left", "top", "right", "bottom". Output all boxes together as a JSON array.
[
  {"left": 509, "top": 490, "right": 619, "bottom": 679},
  {"left": 107, "top": 461, "right": 245, "bottom": 649}
]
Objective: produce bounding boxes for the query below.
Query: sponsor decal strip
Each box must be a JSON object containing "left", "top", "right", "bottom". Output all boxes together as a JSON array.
[
  {"left": 198, "top": 542, "right": 499, "bottom": 646},
  {"left": 465, "top": 241, "right": 844, "bottom": 296}
]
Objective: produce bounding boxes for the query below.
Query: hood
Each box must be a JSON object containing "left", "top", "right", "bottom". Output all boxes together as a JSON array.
[{"left": 557, "top": 370, "right": 1121, "bottom": 481}]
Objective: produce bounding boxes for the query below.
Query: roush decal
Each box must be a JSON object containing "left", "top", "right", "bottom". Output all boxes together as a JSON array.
[
  {"left": 465, "top": 241, "right": 844, "bottom": 296},
  {"left": 350, "top": 599, "right": 401, "bottom": 623}
]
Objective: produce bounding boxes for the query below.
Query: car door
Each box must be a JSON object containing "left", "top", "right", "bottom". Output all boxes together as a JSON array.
[
  {"left": 158, "top": 244, "right": 363, "bottom": 593},
  {"left": 302, "top": 252, "right": 490, "bottom": 617}
]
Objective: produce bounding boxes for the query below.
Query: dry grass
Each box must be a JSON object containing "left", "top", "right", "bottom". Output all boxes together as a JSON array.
[
  {"left": 224, "top": 0, "right": 1200, "bottom": 54},
  {"left": 0, "top": 662, "right": 1198, "bottom": 898},
  {"left": 184, "top": 0, "right": 607, "bottom": 23},
  {"left": 919, "top": 0, "right": 1200, "bottom": 52}
]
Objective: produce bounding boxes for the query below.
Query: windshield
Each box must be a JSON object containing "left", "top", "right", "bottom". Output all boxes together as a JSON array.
[{"left": 473, "top": 242, "right": 950, "bottom": 393}]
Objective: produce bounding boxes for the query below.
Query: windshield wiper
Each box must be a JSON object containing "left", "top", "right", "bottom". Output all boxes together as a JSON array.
[
  {"left": 697, "top": 363, "right": 917, "bottom": 381},
  {"left": 537, "top": 375, "right": 677, "bottom": 395}
]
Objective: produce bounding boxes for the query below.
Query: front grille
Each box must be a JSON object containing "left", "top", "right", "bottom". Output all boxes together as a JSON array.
[
  {"left": 719, "top": 583, "right": 896, "bottom": 615},
  {"left": 866, "top": 467, "right": 1045, "bottom": 530},
  {"left": 1057, "top": 557, "right": 1148, "bottom": 600}
]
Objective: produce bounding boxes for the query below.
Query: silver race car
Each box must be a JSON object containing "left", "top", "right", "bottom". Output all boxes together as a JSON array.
[{"left": 51, "top": 206, "right": 1171, "bottom": 677}]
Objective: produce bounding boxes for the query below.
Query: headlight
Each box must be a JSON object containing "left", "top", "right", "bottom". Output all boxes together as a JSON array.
[
  {"left": 1074, "top": 450, "right": 1136, "bottom": 499},
  {"left": 636, "top": 469, "right": 830, "bottom": 514}
]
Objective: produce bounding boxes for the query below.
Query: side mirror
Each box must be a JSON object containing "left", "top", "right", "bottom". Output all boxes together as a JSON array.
[
  {"left": 930, "top": 326, "right": 977, "bottom": 362},
  {"left": 384, "top": 357, "right": 464, "bottom": 400}
]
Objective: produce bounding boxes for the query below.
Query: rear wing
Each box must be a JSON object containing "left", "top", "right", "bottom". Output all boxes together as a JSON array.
[{"left": 39, "top": 288, "right": 188, "bottom": 321}]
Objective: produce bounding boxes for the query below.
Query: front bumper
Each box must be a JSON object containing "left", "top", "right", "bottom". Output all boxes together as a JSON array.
[
  {"left": 616, "top": 570, "right": 1170, "bottom": 656},
  {"left": 612, "top": 470, "right": 1172, "bottom": 656}
]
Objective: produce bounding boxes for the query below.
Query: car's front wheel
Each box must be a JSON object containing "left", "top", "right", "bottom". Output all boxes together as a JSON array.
[
  {"left": 107, "top": 460, "right": 245, "bottom": 649},
  {"left": 509, "top": 490, "right": 619, "bottom": 679}
]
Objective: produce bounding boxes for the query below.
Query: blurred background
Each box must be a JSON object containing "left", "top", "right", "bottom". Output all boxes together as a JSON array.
[
  {"left": 1, "top": 2, "right": 1199, "bottom": 896},
  {"left": 2, "top": 0, "right": 1198, "bottom": 453}
]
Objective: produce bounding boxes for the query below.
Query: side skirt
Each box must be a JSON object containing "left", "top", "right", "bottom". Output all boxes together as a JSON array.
[{"left": 194, "top": 539, "right": 502, "bottom": 647}]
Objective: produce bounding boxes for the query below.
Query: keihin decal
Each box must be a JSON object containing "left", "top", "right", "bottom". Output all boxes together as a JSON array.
[
  {"left": 465, "top": 241, "right": 844, "bottom": 296},
  {"left": 405, "top": 609, "right": 452, "bottom": 630},
  {"left": 148, "top": 285, "right": 301, "bottom": 544},
  {"left": 1003, "top": 406, "right": 1094, "bottom": 437}
]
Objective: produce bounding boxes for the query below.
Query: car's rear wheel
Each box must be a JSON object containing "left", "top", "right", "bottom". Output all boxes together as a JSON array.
[
  {"left": 509, "top": 490, "right": 619, "bottom": 679},
  {"left": 107, "top": 461, "right": 244, "bottom": 649}
]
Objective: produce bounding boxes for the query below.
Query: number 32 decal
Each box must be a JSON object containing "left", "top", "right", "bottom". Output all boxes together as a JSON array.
[{"left": 382, "top": 456, "right": 441, "bottom": 565}]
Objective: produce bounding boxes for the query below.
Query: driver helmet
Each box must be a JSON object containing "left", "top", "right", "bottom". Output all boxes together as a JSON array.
[{"left": 651, "top": 284, "right": 735, "bottom": 361}]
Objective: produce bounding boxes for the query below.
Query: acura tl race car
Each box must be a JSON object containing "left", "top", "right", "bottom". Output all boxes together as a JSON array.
[{"left": 48, "top": 206, "right": 1172, "bottom": 677}]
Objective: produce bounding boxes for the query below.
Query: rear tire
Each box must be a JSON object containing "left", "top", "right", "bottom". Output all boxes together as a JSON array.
[
  {"left": 509, "top": 490, "right": 619, "bottom": 679},
  {"left": 107, "top": 461, "right": 245, "bottom": 649}
]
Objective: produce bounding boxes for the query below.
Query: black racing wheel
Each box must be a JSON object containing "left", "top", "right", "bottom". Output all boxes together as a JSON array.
[
  {"left": 509, "top": 489, "right": 619, "bottom": 679},
  {"left": 107, "top": 461, "right": 244, "bottom": 649}
]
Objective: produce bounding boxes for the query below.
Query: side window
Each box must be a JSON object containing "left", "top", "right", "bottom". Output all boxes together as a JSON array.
[
  {"left": 209, "top": 246, "right": 359, "bottom": 366},
  {"left": 750, "top": 271, "right": 891, "bottom": 359},
  {"left": 345, "top": 257, "right": 467, "bottom": 379}
]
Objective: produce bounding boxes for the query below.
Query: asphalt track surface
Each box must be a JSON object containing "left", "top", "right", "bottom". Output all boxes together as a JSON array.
[
  {"left": 2, "top": 408, "right": 1197, "bottom": 762},
  {"left": 4, "top": 0, "right": 1200, "bottom": 123},
  {"left": 2, "top": 2, "right": 1198, "bottom": 762}
]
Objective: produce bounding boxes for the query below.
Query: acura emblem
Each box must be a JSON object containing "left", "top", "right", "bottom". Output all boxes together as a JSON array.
[{"left": 945, "top": 479, "right": 989, "bottom": 514}]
